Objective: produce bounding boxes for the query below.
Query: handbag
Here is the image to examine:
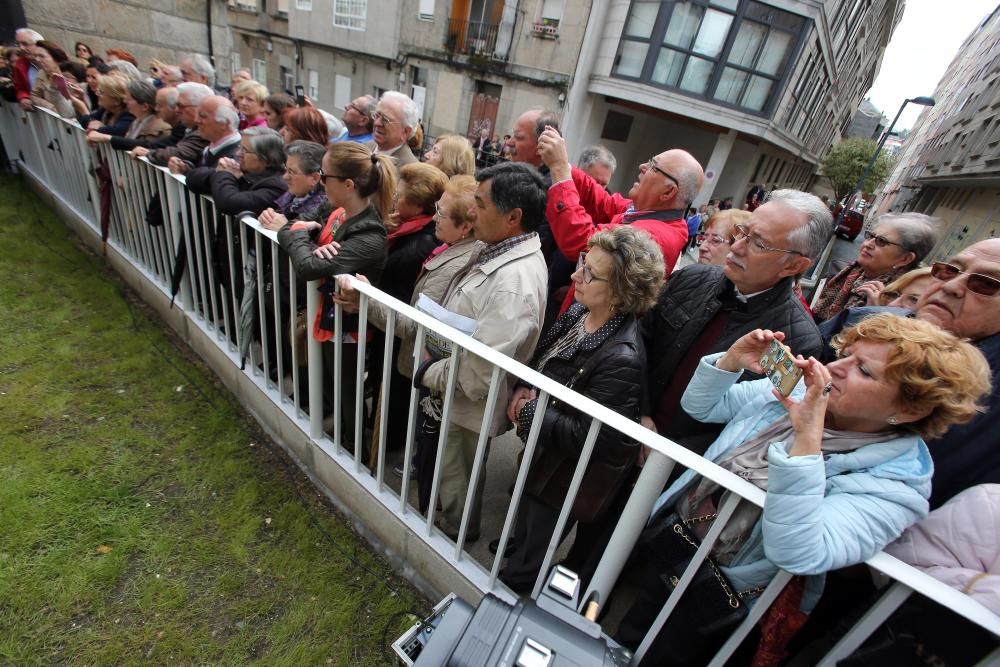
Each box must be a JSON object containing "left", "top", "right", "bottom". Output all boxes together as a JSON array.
[{"left": 638, "top": 510, "right": 761, "bottom": 635}]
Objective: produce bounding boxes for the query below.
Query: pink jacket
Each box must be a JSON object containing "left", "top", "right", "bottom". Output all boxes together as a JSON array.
[{"left": 885, "top": 484, "right": 1000, "bottom": 614}]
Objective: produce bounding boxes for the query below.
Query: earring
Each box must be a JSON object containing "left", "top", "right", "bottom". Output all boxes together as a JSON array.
[{"left": 887, "top": 416, "right": 898, "bottom": 425}]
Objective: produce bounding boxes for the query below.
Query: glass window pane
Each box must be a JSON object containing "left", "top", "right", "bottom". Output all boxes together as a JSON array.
[
  {"left": 757, "top": 29, "right": 792, "bottom": 75},
  {"left": 729, "top": 21, "right": 766, "bottom": 68},
  {"left": 663, "top": 3, "right": 703, "bottom": 50},
  {"left": 624, "top": 1, "right": 660, "bottom": 39},
  {"left": 743, "top": 75, "right": 773, "bottom": 111},
  {"left": 651, "top": 47, "right": 685, "bottom": 86},
  {"left": 710, "top": 0, "right": 738, "bottom": 9},
  {"left": 679, "top": 55, "right": 715, "bottom": 94},
  {"left": 691, "top": 9, "right": 733, "bottom": 58},
  {"left": 715, "top": 66, "right": 748, "bottom": 105},
  {"left": 615, "top": 41, "right": 650, "bottom": 78}
]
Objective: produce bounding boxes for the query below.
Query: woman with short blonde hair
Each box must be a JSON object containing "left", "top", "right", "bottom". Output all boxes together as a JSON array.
[
  {"left": 423, "top": 134, "right": 475, "bottom": 177},
  {"left": 234, "top": 79, "right": 269, "bottom": 130}
]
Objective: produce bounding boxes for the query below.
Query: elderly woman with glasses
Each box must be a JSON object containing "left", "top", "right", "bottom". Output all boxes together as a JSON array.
[
  {"left": 813, "top": 213, "right": 939, "bottom": 322},
  {"left": 498, "top": 226, "right": 666, "bottom": 592},
  {"left": 618, "top": 313, "right": 991, "bottom": 665},
  {"left": 697, "top": 209, "right": 751, "bottom": 266}
]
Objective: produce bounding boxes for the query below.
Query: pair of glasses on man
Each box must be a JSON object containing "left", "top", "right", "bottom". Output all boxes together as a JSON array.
[
  {"left": 696, "top": 232, "right": 732, "bottom": 247},
  {"left": 576, "top": 253, "right": 608, "bottom": 284},
  {"left": 863, "top": 230, "right": 905, "bottom": 249},
  {"left": 643, "top": 158, "right": 679, "bottom": 187},
  {"left": 373, "top": 111, "right": 397, "bottom": 126},
  {"left": 731, "top": 224, "right": 805, "bottom": 256},
  {"left": 930, "top": 262, "right": 1000, "bottom": 297}
]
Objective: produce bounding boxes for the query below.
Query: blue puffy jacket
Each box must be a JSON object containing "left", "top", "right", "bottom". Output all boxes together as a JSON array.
[{"left": 650, "top": 352, "right": 932, "bottom": 600}]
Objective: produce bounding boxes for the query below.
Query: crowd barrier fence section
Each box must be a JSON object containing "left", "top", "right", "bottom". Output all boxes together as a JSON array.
[{"left": 3, "top": 103, "right": 997, "bottom": 667}]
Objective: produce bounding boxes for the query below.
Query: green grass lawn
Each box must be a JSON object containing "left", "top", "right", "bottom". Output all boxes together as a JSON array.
[{"left": 0, "top": 173, "right": 427, "bottom": 665}]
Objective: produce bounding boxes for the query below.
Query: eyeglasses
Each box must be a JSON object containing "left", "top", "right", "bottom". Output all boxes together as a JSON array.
[
  {"left": 732, "top": 224, "right": 805, "bottom": 256},
  {"left": 434, "top": 202, "right": 452, "bottom": 220},
  {"left": 374, "top": 111, "right": 398, "bottom": 125},
  {"left": 318, "top": 169, "right": 347, "bottom": 183},
  {"left": 284, "top": 167, "right": 307, "bottom": 176},
  {"left": 863, "top": 230, "right": 904, "bottom": 249},
  {"left": 643, "top": 158, "right": 679, "bottom": 187},
  {"left": 345, "top": 103, "right": 365, "bottom": 115},
  {"left": 575, "top": 253, "right": 608, "bottom": 284},
  {"left": 930, "top": 262, "right": 1000, "bottom": 297},
  {"left": 696, "top": 232, "right": 731, "bottom": 247}
]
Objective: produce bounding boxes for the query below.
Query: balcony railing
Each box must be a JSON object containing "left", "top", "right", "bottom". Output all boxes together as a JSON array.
[
  {"left": 445, "top": 18, "right": 500, "bottom": 58},
  {"left": 3, "top": 103, "right": 999, "bottom": 667}
]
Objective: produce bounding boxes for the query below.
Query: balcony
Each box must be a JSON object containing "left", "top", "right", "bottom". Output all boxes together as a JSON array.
[{"left": 445, "top": 18, "right": 502, "bottom": 59}]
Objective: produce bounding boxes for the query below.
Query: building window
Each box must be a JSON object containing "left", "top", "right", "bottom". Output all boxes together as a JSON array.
[
  {"left": 296, "top": 0, "right": 312, "bottom": 9},
  {"left": 308, "top": 70, "right": 319, "bottom": 101},
  {"left": 252, "top": 59, "right": 267, "bottom": 86},
  {"left": 334, "top": 0, "right": 366, "bottom": 30},
  {"left": 276, "top": 0, "right": 289, "bottom": 14},
  {"left": 418, "top": 0, "right": 433, "bottom": 20},
  {"left": 231, "top": 53, "right": 241, "bottom": 75},
  {"left": 613, "top": 0, "right": 807, "bottom": 116}
]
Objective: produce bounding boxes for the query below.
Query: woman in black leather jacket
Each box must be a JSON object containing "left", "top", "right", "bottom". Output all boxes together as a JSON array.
[{"left": 500, "top": 226, "right": 666, "bottom": 591}]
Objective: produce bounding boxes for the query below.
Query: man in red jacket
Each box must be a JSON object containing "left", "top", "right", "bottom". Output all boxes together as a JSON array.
[
  {"left": 537, "top": 127, "right": 703, "bottom": 313},
  {"left": 13, "top": 28, "right": 43, "bottom": 111}
]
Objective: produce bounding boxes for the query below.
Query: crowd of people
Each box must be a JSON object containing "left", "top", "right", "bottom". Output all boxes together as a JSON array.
[{"left": 4, "top": 27, "right": 999, "bottom": 665}]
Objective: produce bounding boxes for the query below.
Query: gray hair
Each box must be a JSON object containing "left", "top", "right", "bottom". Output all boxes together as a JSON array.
[
  {"left": 126, "top": 79, "right": 158, "bottom": 109},
  {"left": 185, "top": 53, "right": 216, "bottom": 87},
  {"left": 766, "top": 189, "right": 832, "bottom": 263},
  {"left": 530, "top": 109, "right": 561, "bottom": 138},
  {"left": 356, "top": 94, "right": 377, "bottom": 129},
  {"left": 380, "top": 91, "right": 419, "bottom": 131},
  {"left": 158, "top": 86, "right": 179, "bottom": 111},
  {"left": 675, "top": 163, "right": 703, "bottom": 207},
  {"left": 214, "top": 100, "right": 240, "bottom": 131},
  {"left": 15, "top": 28, "right": 43, "bottom": 43},
  {"left": 318, "top": 109, "right": 345, "bottom": 142},
  {"left": 284, "top": 140, "right": 325, "bottom": 174},
  {"left": 108, "top": 60, "right": 143, "bottom": 82},
  {"left": 873, "top": 212, "right": 939, "bottom": 269},
  {"left": 578, "top": 145, "right": 617, "bottom": 173},
  {"left": 587, "top": 225, "right": 665, "bottom": 315},
  {"left": 242, "top": 126, "right": 285, "bottom": 170},
  {"left": 176, "top": 81, "right": 213, "bottom": 107},
  {"left": 161, "top": 65, "right": 182, "bottom": 83}
]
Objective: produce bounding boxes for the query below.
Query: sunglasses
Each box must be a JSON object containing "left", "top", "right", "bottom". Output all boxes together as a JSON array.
[
  {"left": 930, "top": 262, "right": 1000, "bottom": 297},
  {"left": 863, "top": 230, "right": 904, "bottom": 249},
  {"left": 318, "top": 169, "right": 347, "bottom": 183}
]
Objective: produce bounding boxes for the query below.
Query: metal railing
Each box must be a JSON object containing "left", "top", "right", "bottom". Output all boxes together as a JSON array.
[
  {"left": 445, "top": 18, "right": 501, "bottom": 58},
  {"left": 3, "top": 102, "right": 998, "bottom": 666}
]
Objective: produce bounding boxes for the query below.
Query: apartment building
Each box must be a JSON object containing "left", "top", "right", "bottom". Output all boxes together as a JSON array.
[
  {"left": 873, "top": 7, "right": 1000, "bottom": 262},
  {"left": 558, "top": 0, "right": 904, "bottom": 200}
]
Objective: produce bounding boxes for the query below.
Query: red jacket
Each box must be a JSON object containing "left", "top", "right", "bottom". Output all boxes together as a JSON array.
[
  {"left": 546, "top": 165, "right": 688, "bottom": 312},
  {"left": 13, "top": 57, "right": 36, "bottom": 101}
]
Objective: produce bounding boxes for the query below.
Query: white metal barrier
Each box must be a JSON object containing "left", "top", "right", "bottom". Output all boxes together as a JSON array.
[{"left": 3, "top": 102, "right": 998, "bottom": 666}]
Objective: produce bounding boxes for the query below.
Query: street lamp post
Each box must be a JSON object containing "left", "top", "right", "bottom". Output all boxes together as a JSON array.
[{"left": 834, "top": 96, "right": 936, "bottom": 231}]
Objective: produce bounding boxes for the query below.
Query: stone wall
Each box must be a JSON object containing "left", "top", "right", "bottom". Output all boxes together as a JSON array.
[{"left": 23, "top": 0, "right": 234, "bottom": 80}]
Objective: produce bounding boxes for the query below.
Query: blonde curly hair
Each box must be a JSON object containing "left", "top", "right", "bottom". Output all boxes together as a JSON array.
[
  {"left": 586, "top": 227, "right": 665, "bottom": 315},
  {"left": 832, "top": 313, "right": 991, "bottom": 438}
]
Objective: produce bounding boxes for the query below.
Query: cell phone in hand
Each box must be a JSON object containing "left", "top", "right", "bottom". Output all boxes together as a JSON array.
[
  {"left": 295, "top": 85, "right": 305, "bottom": 107},
  {"left": 52, "top": 74, "right": 70, "bottom": 99},
  {"left": 759, "top": 339, "right": 803, "bottom": 397}
]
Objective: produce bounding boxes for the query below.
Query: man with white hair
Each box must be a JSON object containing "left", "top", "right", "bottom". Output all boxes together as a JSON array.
[
  {"left": 577, "top": 144, "right": 617, "bottom": 189},
  {"left": 165, "top": 95, "right": 241, "bottom": 175},
  {"left": 372, "top": 90, "right": 418, "bottom": 171},
  {"left": 131, "top": 82, "right": 214, "bottom": 167},
  {"left": 13, "top": 28, "right": 43, "bottom": 111},
  {"left": 179, "top": 54, "right": 217, "bottom": 90}
]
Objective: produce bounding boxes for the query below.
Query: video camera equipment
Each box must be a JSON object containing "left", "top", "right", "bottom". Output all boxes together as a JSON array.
[{"left": 393, "top": 565, "right": 632, "bottom": 666}]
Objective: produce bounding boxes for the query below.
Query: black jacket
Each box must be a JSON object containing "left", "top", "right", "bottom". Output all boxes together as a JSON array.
[
  {"left": 379, "top": 215, "right": 439, "bottom": 303},
  {"left": 641, "top": 263, "right": 822, "bottom": 452},
  {"left": 277, "top": 203, "right": 388, "bottom": 335},
  {"left": 185, "top": 167, "right": 287, "bottom": 217},
  {"left": 517, "top": 304, "right": 644, "bottom": 521},
  {"left": 110, "top": 122, "right": 186, "bottom": 152}
]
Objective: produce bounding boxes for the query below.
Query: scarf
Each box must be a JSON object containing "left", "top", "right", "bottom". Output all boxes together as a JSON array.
[
  {"left": 386, "top": 213, "right": 434, "bottom": 250},
  {"left": 812, "top": 261, "right": 903, "bottom": 322},
  {"left": 677, "top": 415, "right": 893, "bottom": 564}
]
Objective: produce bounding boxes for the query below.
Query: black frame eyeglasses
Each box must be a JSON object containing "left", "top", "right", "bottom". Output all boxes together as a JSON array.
[
  {"left": 644, "top": 157, "right": 679, "bottom": 187},
  {"left": 575, "top": 252, "right": 608, "bottom": 284},
  {"left": 318, "top": 169, "right": 347, "bottom": 184}
]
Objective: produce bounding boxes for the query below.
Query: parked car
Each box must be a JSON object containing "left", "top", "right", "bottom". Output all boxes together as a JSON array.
[{"left": 833, "top": 205, "right": 864, "bottom": 241}]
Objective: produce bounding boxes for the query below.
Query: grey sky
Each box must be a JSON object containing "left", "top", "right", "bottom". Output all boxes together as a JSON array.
[{"left": 867, "top": 0, "right": 997, "bottom": 131}]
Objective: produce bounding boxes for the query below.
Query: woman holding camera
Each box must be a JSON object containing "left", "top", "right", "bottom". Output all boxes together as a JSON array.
[{"left": 619, "top": 313, "right": 991, "bottom": 665}]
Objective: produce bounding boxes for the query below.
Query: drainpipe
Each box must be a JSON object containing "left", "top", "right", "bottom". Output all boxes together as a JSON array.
[
  {"left": 206, "top": 0, "right": 215, "bottom": 66},
  {"left": 559, "top": 0, "right": 610, "bottom": 157}
]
